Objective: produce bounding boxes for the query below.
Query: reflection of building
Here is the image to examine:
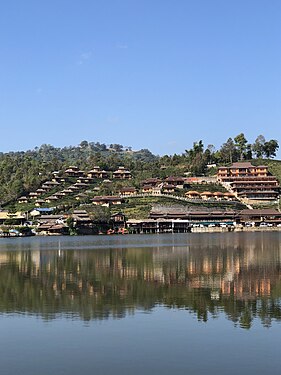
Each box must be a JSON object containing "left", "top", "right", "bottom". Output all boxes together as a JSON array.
[{"left": 0, "top": 235, "right": 281, "bottom": 325}]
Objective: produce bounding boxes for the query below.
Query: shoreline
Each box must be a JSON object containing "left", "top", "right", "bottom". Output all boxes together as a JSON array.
[{"left": 1, "top": 225, "right": 281, "bottom": 237}]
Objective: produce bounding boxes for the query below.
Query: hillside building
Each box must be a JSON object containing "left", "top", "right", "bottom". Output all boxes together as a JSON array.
[{"left": 217, "top": 162, "right": 280, "bottom": 201}]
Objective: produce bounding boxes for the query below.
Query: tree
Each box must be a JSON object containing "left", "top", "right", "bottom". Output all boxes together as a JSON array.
[
  {"left": 234, "top": 133, "right": 248, "bottom": 160},
  {"left": 263, "top": 140, "right": 279, "bottom": 158},
  {"left": 204, "top": 144, "right": 216, "bottom": 164},
  {"left": 245, "top": 144, "right": 253, "bottom": 160},
  {"left": 79, "top": 140, "right": 89, "bottom": 149},
  {"left": 185, "top": 141, "right": 208, "bottom": 175},
  {"left": 219, "top": 138, "right": 237, "bottom": 164},
  {"left": 252, "top": 135, "right": 266, "bottom": 158}
]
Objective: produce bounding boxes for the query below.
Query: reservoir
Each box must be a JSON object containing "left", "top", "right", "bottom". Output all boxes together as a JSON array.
[{"left": 0, "top": 232, "right": 281, "bottom": 375}]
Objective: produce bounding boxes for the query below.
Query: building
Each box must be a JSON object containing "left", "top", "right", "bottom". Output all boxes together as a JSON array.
[
  {"left": 119, "top": 187, "right": 137, "bottom": 196},
  {"left": 112, "top": 166, "right": 132, "bottom": 179},
  {"left": 164, "top": 176, "right": 185, "bottom": 188},
  {"left": 141, "top": 178, "right": 162, "bottom": 187},
  {"left": 92, "top": 196, "right": 124, "bottom": 207},
  {"left": 65, "top": 166, "right": 81, "bottom": 177},
  {"left": 217, "top": 162, "right": 269, "bottom": 180},
  {"left": 237, "top": 209, "right": 281, "bottom": 226},
  {"left": 217, "top": 162, "right": 280, "bottom": 201},
  {"left": 18, "top": 196, "right": 28, "bottom": 204},
  {"left": 87, "top": 166, "right": 108, "bottom": 179},
  {"left": 185, "top": 191, "right": 201, "bottom": 199},
  {"left": 162, "top": 184, "right": 175, "bottom": 194},
  {"left": 0, "top": 211, "right": 26, "bottom": 225}
]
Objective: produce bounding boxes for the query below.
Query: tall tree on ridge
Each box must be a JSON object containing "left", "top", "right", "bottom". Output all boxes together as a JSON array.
[
  {"left": 234, "top": 133, "right": 248, "bottom": 160},
  {"left": 252, "top": 135, "right": 266, "bottom": 158}
]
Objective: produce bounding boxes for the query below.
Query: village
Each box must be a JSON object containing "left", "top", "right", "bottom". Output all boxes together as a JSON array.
[{"left": 0, "top": 161, "right": 280, "bottom": 236}]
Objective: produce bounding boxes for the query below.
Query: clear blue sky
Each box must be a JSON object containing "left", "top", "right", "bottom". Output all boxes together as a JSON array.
[{"left": 0, "top": 0, "right": 280, "bottom": 156}]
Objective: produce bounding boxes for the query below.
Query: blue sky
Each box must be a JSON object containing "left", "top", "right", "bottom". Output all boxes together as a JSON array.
[{"left": 0, "top": 0, "right": 280, "bottom": 156}]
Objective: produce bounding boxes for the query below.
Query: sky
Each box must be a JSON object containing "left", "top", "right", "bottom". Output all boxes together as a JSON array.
[{"left": 0, "top": 0, "right": 281, "bottom": 157}]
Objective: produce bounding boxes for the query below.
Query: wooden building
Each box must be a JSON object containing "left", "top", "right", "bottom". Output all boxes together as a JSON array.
[
  {"left": 217, "top": 162, "right": 280, "bottom": 201},
  {"left": 112, "top": 166, "right": 132, "bottom": 179}
]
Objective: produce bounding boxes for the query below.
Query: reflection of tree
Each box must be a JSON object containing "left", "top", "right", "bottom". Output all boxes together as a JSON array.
[{"left": 0, "top": 240, "right": 281, "bottom": 329}]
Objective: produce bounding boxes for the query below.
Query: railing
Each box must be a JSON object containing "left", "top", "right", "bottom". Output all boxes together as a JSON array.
[{"left": 119, "top": 193, "right": 239, "bottom": 205}]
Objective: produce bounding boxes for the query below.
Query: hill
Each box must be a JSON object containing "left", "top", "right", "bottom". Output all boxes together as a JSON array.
[{"left": 0, "top": 141, "right": 280, "bottom": 219}]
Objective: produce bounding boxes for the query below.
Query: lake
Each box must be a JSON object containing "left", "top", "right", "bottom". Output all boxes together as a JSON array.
[{"left": 0, "top": 232, "right": 281, "bottom": 375}]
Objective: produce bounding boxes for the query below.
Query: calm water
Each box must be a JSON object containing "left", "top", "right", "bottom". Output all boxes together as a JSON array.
[{"left": 0, "top": 232, "right": 281, "bottom": 375}]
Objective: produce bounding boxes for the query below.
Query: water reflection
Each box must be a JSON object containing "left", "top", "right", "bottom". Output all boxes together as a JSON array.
[{"left": 0, "top": 232, "right": 281, "bottom": 329}]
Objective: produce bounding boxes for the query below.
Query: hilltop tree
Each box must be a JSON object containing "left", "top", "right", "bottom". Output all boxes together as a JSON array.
[
  {"left": 263, "top": 140, "right": 279, "bottom": 158},
  {"left": 219, "top": 138, "right": 237, "bottom": 164},
  {"left": 252, "top": 135, "right": 266, "bottom": 158},
  {"left": 234, "top": 133, "right": 248, "bottom": 160},
  {"left": 185, "top": 141, "right": 207, "bottom": 175}
]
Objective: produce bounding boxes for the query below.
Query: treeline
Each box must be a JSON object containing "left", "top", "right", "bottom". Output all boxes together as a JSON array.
[
  {"left": 183, "top": 133, "right": 279, "bottom": 175},
  {"left": 0, "top": 134, "right": 279, "bottom": 204}
]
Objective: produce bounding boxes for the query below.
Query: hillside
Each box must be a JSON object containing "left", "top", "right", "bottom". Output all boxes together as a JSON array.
[{"left": 0, "top": 141, "right": 280, "bottom": 219}]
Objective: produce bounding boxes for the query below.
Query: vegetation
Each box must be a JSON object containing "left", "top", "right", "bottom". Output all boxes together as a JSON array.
[
  {"left": 0, "top": 244, "right": 281, "bottom": 329},
  {"left": 0, "top": 134, "right": 280, "bottom": 216}
]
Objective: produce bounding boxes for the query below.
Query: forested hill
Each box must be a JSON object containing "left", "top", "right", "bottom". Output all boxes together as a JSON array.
[
  {"left": 0, "top": 133, "right": 280, "bottom": 206},
  {"left": 0, "top": 142, "right": 159, "bottom": 204}
]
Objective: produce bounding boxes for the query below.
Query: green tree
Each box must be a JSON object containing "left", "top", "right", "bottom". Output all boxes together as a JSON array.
[
  {"left": 263, "top": 140, "right": 279, "bottom": 158},
  {"left": 252, "top": 135, "right": 266, "bottom": 158},
  {"left": 234, "top": 133, "right": 248, "bottom": 160},
  {"left": 219, "top": 138, "right": 237, "bottom": 164}
]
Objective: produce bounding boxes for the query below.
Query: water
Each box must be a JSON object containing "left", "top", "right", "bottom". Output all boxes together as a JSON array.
[{"left": 0, "top": 232, "right": 281, "bottom": 374}]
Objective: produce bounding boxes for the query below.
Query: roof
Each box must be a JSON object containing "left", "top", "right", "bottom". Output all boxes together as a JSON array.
[
  {"left": 111, "top": 212, "right": 125, "bottom": 217},
  {"left": 142, "top": 178, "right": 162, "bottom": 183},
  {"left": 239, "top": 209, "right": 281, "bottom": 216},
  {"left": 32, "top": 208, "right": 54, "bottom": 213},
  {"left": 120, "top": 187, "right": 136, "bottom": 192},
  {"left": 219, "top": 162, "right": 269, "bottom": 169}
]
